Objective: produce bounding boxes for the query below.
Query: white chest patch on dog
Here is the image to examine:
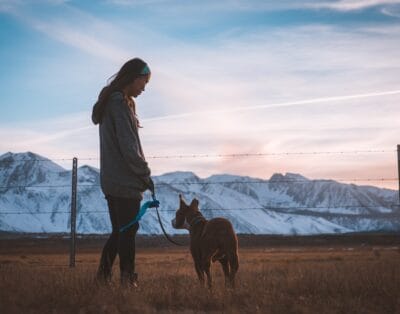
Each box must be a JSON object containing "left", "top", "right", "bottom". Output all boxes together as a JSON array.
[{"left": 171, "top": 218, "right": 190, "bottom": 230}]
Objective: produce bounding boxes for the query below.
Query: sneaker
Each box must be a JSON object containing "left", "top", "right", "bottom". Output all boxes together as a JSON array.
[{"left": 121, "top": 272, "right": 138, "bottom": 288}]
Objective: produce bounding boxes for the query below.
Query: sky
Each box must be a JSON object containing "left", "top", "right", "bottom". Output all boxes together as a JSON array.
[{"left": 0, "top": 0, "right": 400, "bottom": 189}]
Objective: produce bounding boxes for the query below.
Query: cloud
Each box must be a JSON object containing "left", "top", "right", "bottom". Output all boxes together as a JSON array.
[
  {"left": 305, "top": 0, "right": 400, "bottom": 11},
  {"left": 142, "top": 89, "right": 400, "bottom": 122},
  {"left": 31, "top": 21, "right": 129, "bottom": 63},
  {"left": 0, "top": 112, "right": 98, "bottom": 169},
  {"left": 1, "top": 0, "right": 131, "bottom": 64},
  {"left": 0, "top": 0, "right": 70, "bottom": 13},
  {"left": 136, "top": 20, "right": 400, "bottom": 185},
  {"left": 105, "top": 0, "right": 400, "bottom": 17},
  {"left": 0, "top": 0, "right": 21, "bottom": 12},
  {"left": 140, "top": 22, "right": 400, "bottom": 134},
  {"left": 1, "top": 1, "right": 400, "bottom": 189},
  {"left": 381, "top": 4, "right": 400, "bottom": 17}
]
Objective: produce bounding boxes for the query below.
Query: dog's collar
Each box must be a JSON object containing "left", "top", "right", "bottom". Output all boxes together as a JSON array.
[{"left": 189, "top": 215, "right": 205, "bottom": 227}]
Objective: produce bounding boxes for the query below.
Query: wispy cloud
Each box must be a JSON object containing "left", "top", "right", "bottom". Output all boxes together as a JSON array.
[
  {"left": 2, "top": 0, "right": 131, "bottom": 64},
  {"left": 381, "top": 5, "right": 400, "bottom": 17},
  {"left": 1, "top": 1, "right": 400, "bottom": 188},
  {"left": 106, "top": 0, "right": 400, "bottom": 13},
  {"left": 143, "top": 89, "right": 400, "bottom": 122},
  {"left": 31, "top": 21, "right": 129, "bottom": 62},
  {"left": 0, "top": 111, "right": 98, "bottom": 168},
  {"left": 306, "top": 0, "right": 400, "bottom": 12}
]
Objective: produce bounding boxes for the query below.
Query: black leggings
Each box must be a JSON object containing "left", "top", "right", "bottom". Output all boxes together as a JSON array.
[{"left": 98, "top": 195, "right": 140, "bottom": 281}]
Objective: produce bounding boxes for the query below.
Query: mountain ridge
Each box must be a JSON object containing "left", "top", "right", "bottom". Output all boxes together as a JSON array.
[{"left": 0, "top": 152, "right": 399, "bottom": 234}]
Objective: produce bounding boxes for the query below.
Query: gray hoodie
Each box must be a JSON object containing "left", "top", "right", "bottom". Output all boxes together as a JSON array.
[{"left": 98, "top": 91, "right": 150, "bottom": 200}]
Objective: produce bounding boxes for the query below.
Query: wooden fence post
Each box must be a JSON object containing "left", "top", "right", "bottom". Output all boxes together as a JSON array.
[
  {"left": 397, "top": 145, "right": 400, "bottom": 206},
  {"left": 70, "top": 157, "right": 78, "bottom": 268}
]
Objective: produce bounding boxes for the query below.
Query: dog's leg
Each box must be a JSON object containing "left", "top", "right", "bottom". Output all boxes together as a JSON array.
[
  {"left": 194, "top": 260, "right": 205, "bottom": 287},
  {"left": 202, "top": 258, "right": 212, "bottom": 289},
  {"left": 228, "top": 251, "right": 239, "bottom": 288},
  {"left": 218, "top": 256, "right": 230, "bottom": 287}
]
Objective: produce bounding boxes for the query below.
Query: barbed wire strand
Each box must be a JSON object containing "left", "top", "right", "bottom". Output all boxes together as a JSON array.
[
  {"left": 0, "top": 177, "right": 397, "bottom": 189},
  {"left": 0, "top": 158, "right": 74, "bottom": 162},
  {"left": 1, "top": 149, "right": 396, "bottom": 162},
  {"left": 146, "top": 150, "right": 396, "bottom": 159}
]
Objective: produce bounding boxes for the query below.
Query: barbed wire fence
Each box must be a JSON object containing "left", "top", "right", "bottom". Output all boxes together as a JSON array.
[{"left": 0, "top": 146, "right": 400, "bottom": 266}]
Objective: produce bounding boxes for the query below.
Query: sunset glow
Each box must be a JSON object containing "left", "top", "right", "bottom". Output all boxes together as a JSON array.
[{"left": 1, "top": 0, "right": 400, "bottom": 189}]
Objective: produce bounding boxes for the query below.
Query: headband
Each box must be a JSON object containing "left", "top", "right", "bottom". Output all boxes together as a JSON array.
[{"left": 140, "top": 64, "right": 151, "bottom": 75}]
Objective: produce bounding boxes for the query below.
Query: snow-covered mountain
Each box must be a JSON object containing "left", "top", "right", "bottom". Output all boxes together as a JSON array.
[{"left": 0, "top": 152, "right": 399, "bottom": 235}]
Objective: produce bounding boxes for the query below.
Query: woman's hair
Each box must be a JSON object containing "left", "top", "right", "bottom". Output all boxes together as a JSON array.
[{"left": 91, "top": 58, "right": 150, "bottom": 125}]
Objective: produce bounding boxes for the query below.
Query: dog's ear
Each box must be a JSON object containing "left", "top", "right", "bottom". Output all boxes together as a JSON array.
[
  {"left": 179, "top": 194, "right": 187, "bottom": 207},
  {"left": 189, "top": 198, "right": 199, "bottom": 210}
]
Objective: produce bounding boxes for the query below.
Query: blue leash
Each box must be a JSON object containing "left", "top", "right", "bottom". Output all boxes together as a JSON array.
[
  {"left": 119, "top": 188, "right": 185, "bottom": 246},
  {"left": 119, "top": 198, "right": 159, "bottom": 233}
]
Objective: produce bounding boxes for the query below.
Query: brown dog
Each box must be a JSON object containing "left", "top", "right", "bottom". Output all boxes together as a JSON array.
[{"left": 172, "top": 195, "right": 239, "bottom": 288}]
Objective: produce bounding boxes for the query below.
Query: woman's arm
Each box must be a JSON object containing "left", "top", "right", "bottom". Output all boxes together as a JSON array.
[{"left": 108, "top": 94, "right": 151, "bottom": 177}]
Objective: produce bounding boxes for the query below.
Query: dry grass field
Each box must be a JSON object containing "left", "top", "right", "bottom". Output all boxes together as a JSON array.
[{"left": 0, "top": 234, "right": 399, "bottom": 314}]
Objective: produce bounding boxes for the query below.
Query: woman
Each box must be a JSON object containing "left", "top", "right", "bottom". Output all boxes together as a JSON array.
[{"left": 92, "top": 58, "right": 153, "bottom": 287}]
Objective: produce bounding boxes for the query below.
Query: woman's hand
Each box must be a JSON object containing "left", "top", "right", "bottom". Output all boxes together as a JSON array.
[{"left": 142, "top": 176, "right": 155, "bottom": 194}]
